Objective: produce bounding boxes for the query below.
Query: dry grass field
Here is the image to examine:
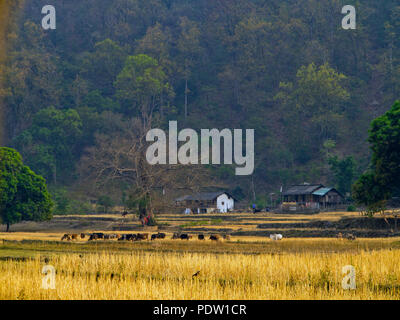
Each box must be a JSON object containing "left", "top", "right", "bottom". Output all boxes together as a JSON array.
[
  {"left": 1, "top": 241, "right": 400, "bottom": 299},
  {"left": 1, "top": 211, "right": 400, "bottom": 300}
]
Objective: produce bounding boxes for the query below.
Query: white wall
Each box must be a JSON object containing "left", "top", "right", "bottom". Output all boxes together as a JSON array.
[{"left": 216, "top": 194, "right": 234, "bottom": 213}]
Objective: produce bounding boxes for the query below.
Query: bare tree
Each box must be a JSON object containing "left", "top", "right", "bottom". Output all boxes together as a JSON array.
[{"left": 79, "top": 116, "right": 220, "bottom": 220}]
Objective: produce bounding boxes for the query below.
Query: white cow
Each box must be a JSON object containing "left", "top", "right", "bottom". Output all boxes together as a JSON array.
[{"left": 270, "top": 234, "right": 283, "bottom": 241}]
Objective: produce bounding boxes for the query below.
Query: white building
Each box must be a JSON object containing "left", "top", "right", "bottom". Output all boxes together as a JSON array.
[{"left": 175, "top": 192, "right": 235, "bottom": 214}]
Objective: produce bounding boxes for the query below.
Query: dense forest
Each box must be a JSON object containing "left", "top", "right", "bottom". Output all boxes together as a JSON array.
[{"left": 1, "top": 0, "right": 399, "bottom": 211}]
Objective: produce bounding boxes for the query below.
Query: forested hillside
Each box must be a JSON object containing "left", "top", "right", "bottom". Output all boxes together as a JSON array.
[{"left": 1, "top": 0, "right": 399, "bottom": 208}]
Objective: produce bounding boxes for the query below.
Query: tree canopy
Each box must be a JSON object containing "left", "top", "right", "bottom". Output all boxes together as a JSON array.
[
  {"left": 352, "top": 101, "right": 400, "bottom": 212},
  {"left": 0, "top": 147, "right": 53, "bottom": 231},
  {"left": 1, "top": 0, "right": 400, "bottom": 204}
]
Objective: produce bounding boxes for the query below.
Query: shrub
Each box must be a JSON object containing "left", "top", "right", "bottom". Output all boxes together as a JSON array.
[
  {"left": 97, "top": 195, "right": 114, "bottom": 213},
  {"left": 347, "top": 205, "right": 357, "bottom": 212}
]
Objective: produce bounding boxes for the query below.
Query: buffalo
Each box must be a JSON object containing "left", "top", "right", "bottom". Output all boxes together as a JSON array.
[
  {"left": 61, "top": 234, "right": 78, "bottom": 241},
  {"left": 136, "top": 233, "right": 148, "bottom": 241},
  {"left": 118, "top": 234, "right": 136, "bottom": 241},
  {"left": 198, "top": 234, "right": 205, "bottom": 240},
  {"left": 61, "top": 234, "right": 71, "bottom": 241},
  {"left": 346, "top": 233, "right": 356, "bottom": 241},
  {"left": 180, "top": 234, "right": 192, "bottom": 240},
  {"left": 172, "top": 232, "right": 181, "bottom": 239},
  {"left": 88, "top": 234, "right": 98, "bottom": 241},
  {"left": 151, "top": 233, "right": 166, "bottom": 240},
  {"left": 209, "top": 234, "right": 220, "bottom": 241},
  {"left": 104, "top": 234, "right": 119, "bottom": 240}
]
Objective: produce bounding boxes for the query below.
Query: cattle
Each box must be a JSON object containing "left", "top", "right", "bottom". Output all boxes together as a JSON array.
[
  {"left": 88, "top": 234, "right": 98, "bottom": 241},
  {"left": 93, "top": 233, "right": 104, "bottom": 239},
  {"left": 209, "top": 234, "right": 220, "bottom": 241},
  {"left": 118, "top": 234, "right": 136, "bottom": 241},
  {"left": 61, "top": 234, "right": 78, "bottom": 241},
  {"left": 198, "top": 234, "right": 205, "bottom": 240},
  {"left": 346, "top": 233, "right": 356, "bottom": 241},
  {"left": 127, "top": 234, "right": 136, "bottom": 241},
  {"left": 180, "top": 234, "right": 192, "bottom": 240},
  {"left": 172, "top": 232, "right": 181, "bottom": 239},
  {"left": 336, "top": 232, "right": 343, "bottom": 239},
  {"left": 151, "top": 233, "right": 166, "bottom": 241},
  {"left": 61, "top": 234, "right": 71, "bottom": 241},
  {"left": 270, "top": 234, "right": 283, "bottom": 241},
  {"left": 223, "top": 234, "right": 231, "bottom": 240},
  {"left": 80, "top": 233, "right": 86, "bottom": 239},
  {"left": 136, "top": 233, "right": 148, "bottom": 241},
  {"left": 104, "top": 234, "right": 111, "bottom": 240}
]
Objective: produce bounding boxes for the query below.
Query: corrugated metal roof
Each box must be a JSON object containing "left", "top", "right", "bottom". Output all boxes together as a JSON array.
[
  {"left": 312, "top": 187, "right": 333, "bottom": 196},
  {"left": 175, "top": 195, "right": 191, "bottom": 201},
  {"left": 283, "top": 185, "right": 323, "bottom": 196},
  {"left": 175, "top": 192, "right": 234, "bottom": 202}
]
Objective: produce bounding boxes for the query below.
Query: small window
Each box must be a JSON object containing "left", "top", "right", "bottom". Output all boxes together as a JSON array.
[{"left": 221, "top": 202, "right": 224, "bottom": 205}]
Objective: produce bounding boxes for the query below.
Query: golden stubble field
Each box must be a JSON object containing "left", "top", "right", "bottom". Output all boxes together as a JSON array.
[
  {"left": 0, "top": 236, "right": 400, "bottom": 300},
  {"left": 0, "top": 211, "right": 399, "bottom": 300}
]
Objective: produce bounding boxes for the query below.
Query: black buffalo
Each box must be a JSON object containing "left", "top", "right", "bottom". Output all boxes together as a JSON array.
[{"left": 180, "top": 234, "right": 192, "bottom": 240}]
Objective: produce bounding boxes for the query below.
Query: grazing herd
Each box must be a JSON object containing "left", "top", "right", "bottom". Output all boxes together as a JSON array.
[
  {"left": 336, "top": 232, "right": 357, "bottom": 241},
  {"left": 60, "top": 232, "right": 357, "bottom": 242},
  {"left": 61, "top": 232, "right": 230, "bottom": 242},
  {"left": 61, "top": 234, "right": 78, "bottom": 241}
]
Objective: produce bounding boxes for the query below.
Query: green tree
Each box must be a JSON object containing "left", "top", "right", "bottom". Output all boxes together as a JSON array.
[
  {"left": 328, "top": 155, "right": 357, "bottom": 196},
  {"left": 177, "top": 17, "right": 202, "bottom": 118},
  {"left": 14, "top": 106, "right": 82, "bottom": 184},
  {"left": 0, "top": 147, "right": 53, "bottom": 231},
  {"left": 352, "top": 172, "right": 389, "bottom": 217},
  {"left": 3, "top": 21, "right": 62, "bottom": 136},
  {"left": 82, "top": 90, "right": 118, "bottom": 113},
  {"left": 97, "top": 195, "right": 114, "bottom": 213},
  {"left": 352, "top": 101, "right": 400, "bottom": 214},
  {"left": 80, "top": 39, "right": 127, "bottom": 97},
  {"left": 276, "top": 63, "right": 350, "bottom": 145},
  {"left": 135, "top": 23, "right": 174, "bottom": 79},
  {"left": 115, "top": 54, "right": 174, "bottom": 121},
  {"left": 369, "top": 100, "right": 400, "bottom": 189}
]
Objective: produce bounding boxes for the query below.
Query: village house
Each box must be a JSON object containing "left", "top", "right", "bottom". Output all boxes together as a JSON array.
[
  {"left": 175, "top": 192, "right": 236, "bottom": 214},
  {"left": 281, "top": 184, "right": 344, "bottom": 213}
]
